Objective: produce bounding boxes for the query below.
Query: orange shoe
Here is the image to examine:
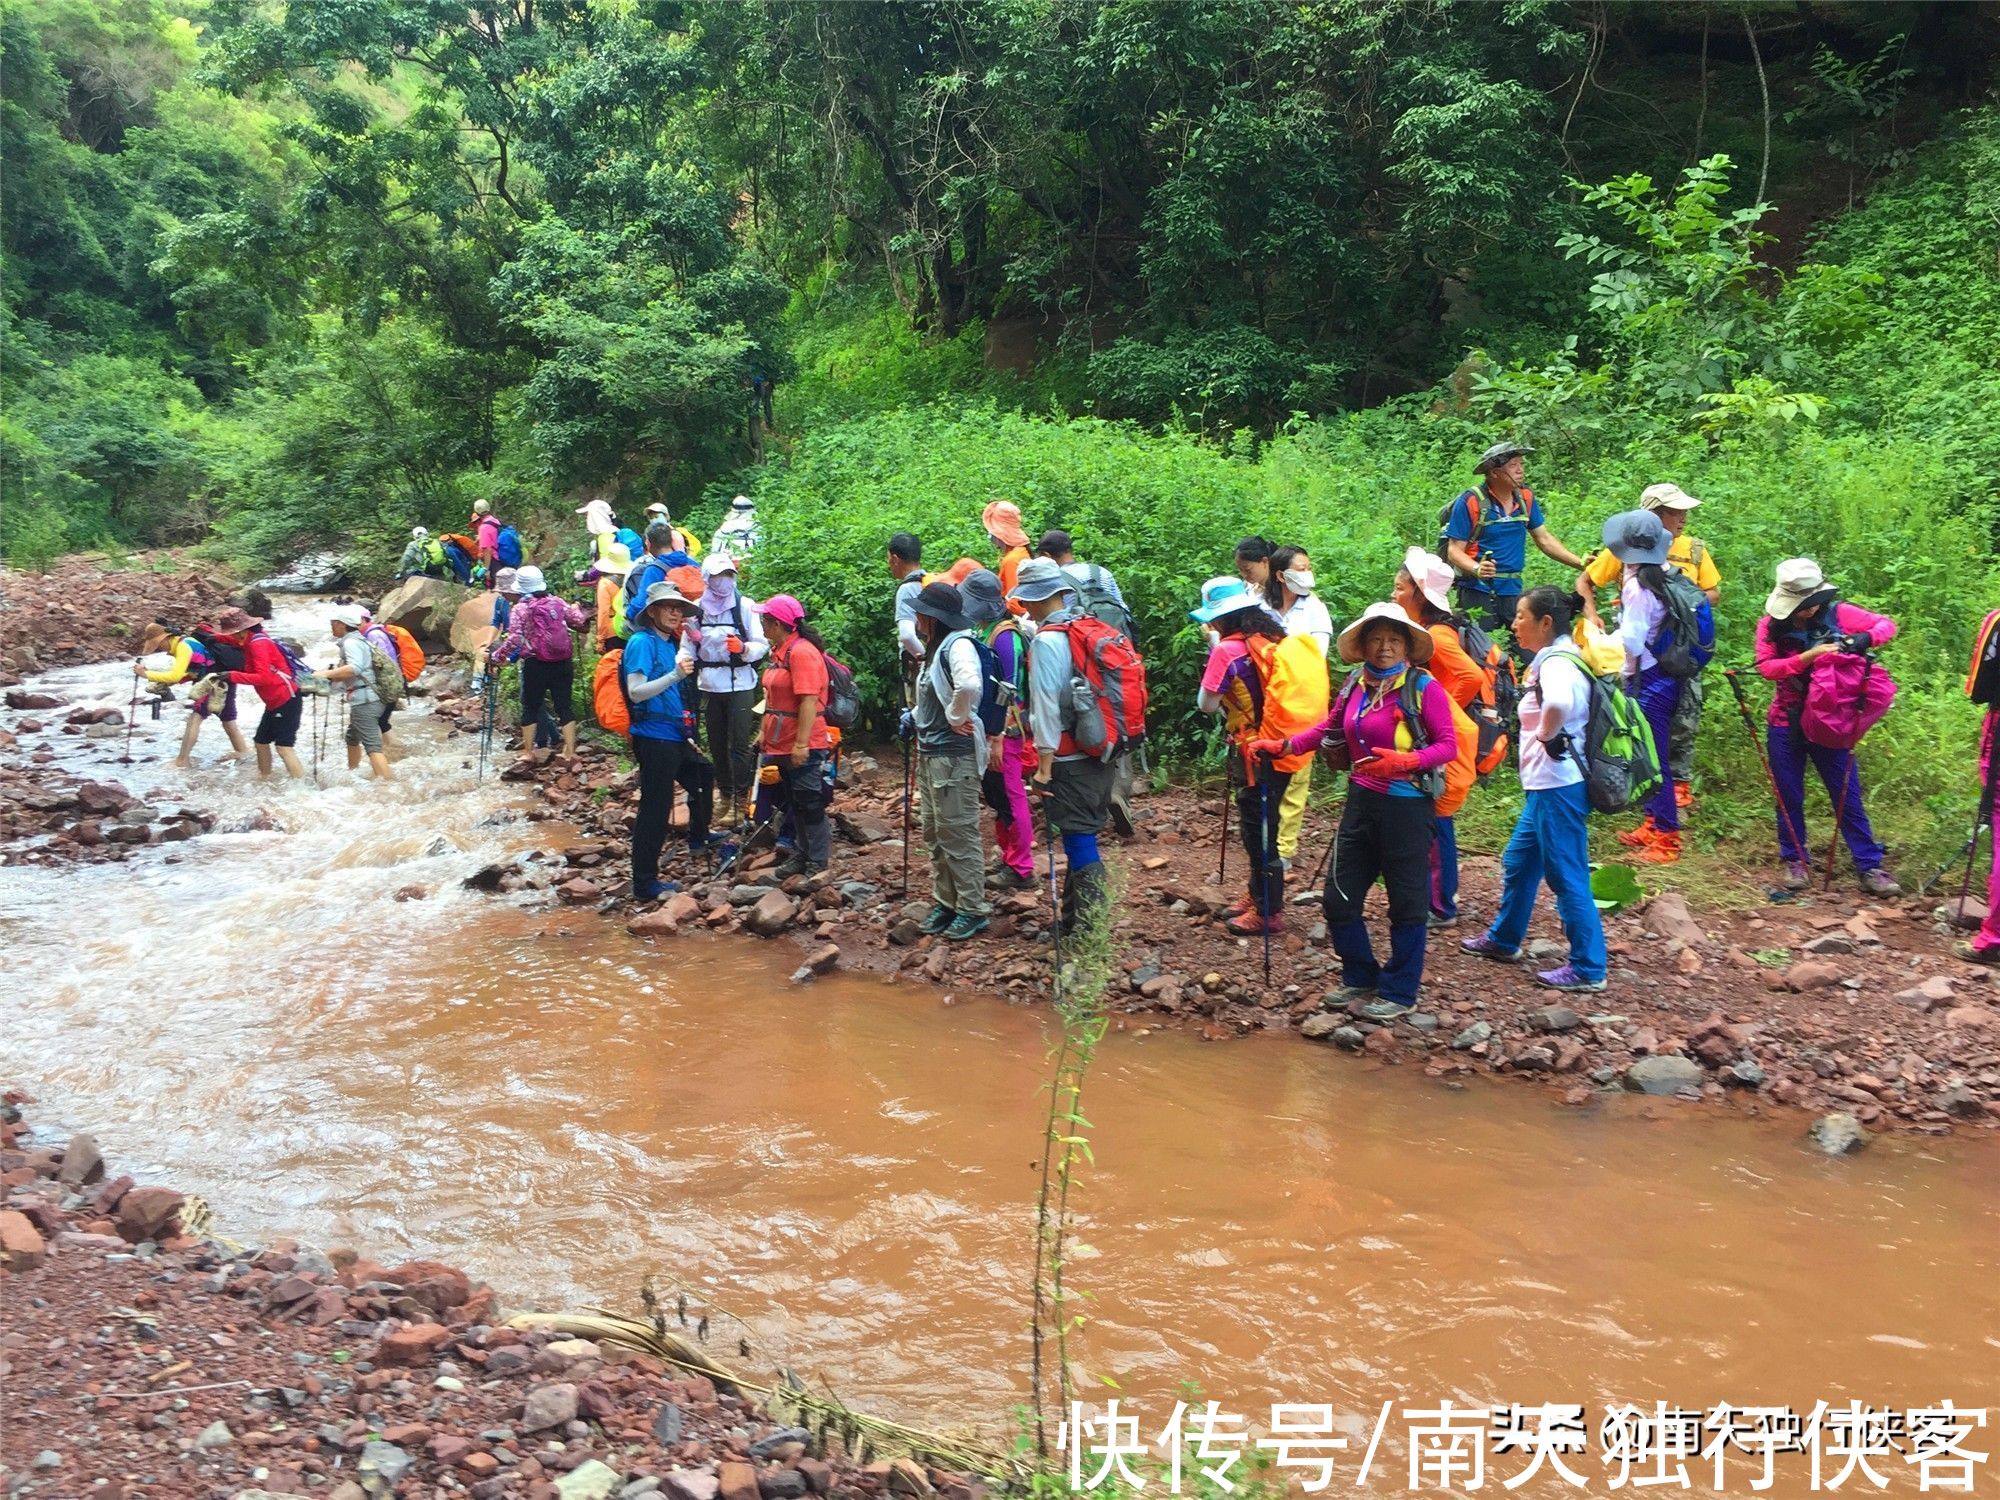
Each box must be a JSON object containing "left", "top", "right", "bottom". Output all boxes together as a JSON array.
[
  {"left": 1674, "top": 781, "right": 1694, "bottom": 809},
  {"left": 1222, "top": 892, "right": 1254, "bottom": 918},
  {"left": 1225, "top": 909, "right": 1284, "bottom": 937},
  {"left": 1630, "top": 829, "right": 1682, "bottom": 864},
  {"left": 1616, "top": 816, "right": 1658, "bottom": 848}
]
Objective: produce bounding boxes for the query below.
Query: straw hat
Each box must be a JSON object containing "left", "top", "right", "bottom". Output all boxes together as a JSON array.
[{"left": 1336, "top": 602, "right": 1434, "bottom": 665}]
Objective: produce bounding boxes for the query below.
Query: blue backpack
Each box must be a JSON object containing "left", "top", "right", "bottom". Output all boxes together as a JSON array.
[
  {"left": 273, "top": 637, "right": 313, "bottom": 683},
  {"left": 967, "top": 634, "right": 1008, "bottom": 737},
  {"left": 441, "top": 540, "right": 473, "bottom": 583},
  {"left": 496, "top": 524, "right": 524, "bottom": 568}
]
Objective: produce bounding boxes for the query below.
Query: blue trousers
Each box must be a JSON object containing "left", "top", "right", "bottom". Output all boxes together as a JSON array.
[
  {"left": 1636, "top": 668, "right": 1681, "bottom": 832},
  {"left": 1429, "top": 815, "right": 1459, "bottom": 919},
  {"left": 1486, "top": 781, "right": 1607, "bottom": 982},
  {"left": 1767, "top": 724, "right": 1884, "bottom": 871}
]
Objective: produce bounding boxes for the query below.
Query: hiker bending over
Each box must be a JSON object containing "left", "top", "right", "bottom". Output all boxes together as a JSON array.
[
  {"left": 135, "top": 619, "right": 250, "bottom": 769},
  {"left": 214, "top": 606, "right": 305, "bottom": 781},
  {"left": 1442, "top": 442, "right": 1585, "bottom": 633},
  {"left": 625, "top": 585, "right": 717, "bottom": 902},
  {"left": 1253, "top": 603, "right": 1456, "bottom": 1020},
  {"left": 1462, "top": 587, "right": 1606, "bottom": 991},
  {"left": 1754, "top": 559, "right": 1900, "bottom": 895},
  {"left": 755, "top": 595, "right": 834, "bottom": 879},
  {"left": 1193, "top": 577, "right": 1327, "bottom": 939}
]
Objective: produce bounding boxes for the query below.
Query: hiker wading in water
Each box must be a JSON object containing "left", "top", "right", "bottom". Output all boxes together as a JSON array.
[{"left": 324, "top": 605, "right": 393, "bottom": 782}]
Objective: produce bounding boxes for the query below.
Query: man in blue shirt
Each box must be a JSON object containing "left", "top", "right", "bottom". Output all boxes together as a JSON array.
[
  {"left": 1442, "top": 441, "right": 1586, "bottom": 632},
  {"left": 621, "top": 521, "right": 698, "bottom": 635},
  {"left": 623, "top": 583, "right": 717, "bottom": 901}
]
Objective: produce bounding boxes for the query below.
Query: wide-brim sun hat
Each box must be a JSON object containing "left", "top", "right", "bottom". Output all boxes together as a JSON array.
[
  {"left": 330, "top": 604, "right": 367, "bottom": 629},
  {"left": 513, "top": 564, "right": 547, "bottom": 596},
  {"left": 957, "top": 568, "right": 1006, "bottom": 626},
  {"left": 596, "top": 544, "right": 635, "bottom": 578},
  {"left": 1639, "top": 481, "right": 1701, "bottom": 511},
  {"left": 1765, "top": 557, "right": 1829, "bottom": 620},
  {"left": 212, "top": 606, "right": 260, "bottom": 635},
  {"left": 981, "top": 499, "right": 1030, "bottom": 550},
  {"left": 1401, "top": 545, "right": 1455, "bottom": 616},
  {"left": 1337, "top": 601, "right": 1434, "bottom": 665},
  {"left": 642, "top": 580, "right": 696, "bottom": 617},
  {"left": 1189, "top": 574, "right": 1258, "bottom": 623},
  {"left": 577, "top": 498, "right": 615, "bottom": 532},
  {"left": 913, "top": 581, "right": 969, "bottom": 631},
  {"left": 1008, "top": 556, "right": 1073, "bottom": 604},
  {"left": 1602, "top": 509, "right": 1672, "bottom": 567},
  {"left": 752, "top": 594, "right": 804, "bottom": 627},
  {"left": 493, "top": 568, "right": 520, "bottom": 595},
  {"left": 1474, "top": 440, "right": 1533, "bottom": 473}
]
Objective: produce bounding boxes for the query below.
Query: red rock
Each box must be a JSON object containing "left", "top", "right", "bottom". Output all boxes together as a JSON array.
[
  {"left": 1781, "top": 961, "right": 1842, "bottom": 992},
  {"left": 377, "top": 1321, "right": 453, "bottom": 1366},
  {"left": 381, "top": 1259, "right": 470, "bottom": 1309},
  {"left": 462, "top": 1452, "right": 500, "bottom": 1477},
  {"left": 0, "top": 1209, "right": 46, "bottom": 1270},
  {"left": 629, "top": 892, "right": 703, "bottom": 937},
  {"left": 720, "top": 1461, "right": 762, "bottom": 1500},
  {"left": 116, "top": 1186, "right": 184, "bottom": 1242},
  {"left": 430, "top": 1435, "right": 473, "bottom": 1465},
  {"left": 381, "top": 1423, "right": 433, "bottom": 1444}
]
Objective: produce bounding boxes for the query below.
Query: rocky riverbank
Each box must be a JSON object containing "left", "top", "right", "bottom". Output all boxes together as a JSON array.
[
  {"left": 423, "top": 673, "right": 2000, "bottom": 1143},
  {"left": 0, "top": 1093, "right": 983, "bottom": 1500}
]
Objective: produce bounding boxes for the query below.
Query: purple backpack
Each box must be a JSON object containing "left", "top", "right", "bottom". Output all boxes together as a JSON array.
[
  {"left": 1801, "top": 650, "right": 1897, "bottom": 750},
  {"left": 511, "top": 596, "right": 577, "bottom": 663}
]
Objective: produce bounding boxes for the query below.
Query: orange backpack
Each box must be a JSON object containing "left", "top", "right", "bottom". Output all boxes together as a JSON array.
[
  {"left": 1245, "top": 633, "right": 1330, "bottom": 775},
  {"left": 381, "top": 623, "right": 424, "bottom": 682},
  {"left": 593, "top": 647, "right": 630, "bottom": 736}
]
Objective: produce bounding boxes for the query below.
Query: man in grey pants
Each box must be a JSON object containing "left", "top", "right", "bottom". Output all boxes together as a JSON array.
[{"left": 909, "top": 581, "right": 992, "bottom": 942}]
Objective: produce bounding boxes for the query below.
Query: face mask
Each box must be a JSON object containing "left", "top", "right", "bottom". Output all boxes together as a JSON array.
[{"left": 1282, "top": 569, "right": 1315, "bottom": 594}]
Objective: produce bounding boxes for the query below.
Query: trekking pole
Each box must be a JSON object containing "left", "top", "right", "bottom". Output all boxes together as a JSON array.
[
  {"left": 900, "top": 735, "right": 914, "bottom": 899},
  {"left": 1721, "top": 668, "right": 1810, "bottom": 877},
  {"left": 1258, "top": 770, "right": 1275, "bottom": 988},
  {"left": 1042, "top": 800, "right": 1064, "bottom": 994},
  {"left": 1821, "top": 657, "right": 1874, "bottom": 892},
  {"left": 1947, "top": 732, "right": 2000, "bottom": 915},
  {"left": 120, "top": 676, "right": 141, "bottom": 764},
  {"left": 1216, "top": 772, "right": 1231, "bottom": 885}
]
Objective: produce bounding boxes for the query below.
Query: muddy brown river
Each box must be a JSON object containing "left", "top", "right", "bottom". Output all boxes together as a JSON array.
[{"left": 4, "top": 605, "right": 1997, "bottom": 1457}]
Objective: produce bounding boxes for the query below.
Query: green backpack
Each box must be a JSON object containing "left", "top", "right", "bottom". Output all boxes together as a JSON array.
[
  {"left": 1576, "top": 669, "right": 1660, "bottom": 814},
  {"left": 368, "top": 641, "right": 408, "bottom": 706}
]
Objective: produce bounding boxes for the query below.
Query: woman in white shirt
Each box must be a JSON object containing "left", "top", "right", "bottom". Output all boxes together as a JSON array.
[
  {"left": 1605, "top": 510, "right": 1683, "bottom": 862},
  {"left": 1267, "top": 546, "right": 1332, "bottom": 869}
]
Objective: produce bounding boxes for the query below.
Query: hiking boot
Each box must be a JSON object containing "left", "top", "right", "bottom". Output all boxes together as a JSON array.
[
  {"left": 917, "top": 903, "right": 955, "bottom": 936},
  {"left": 1426, "top": 909, "right": 1460, "bottom": 930},
  {"left": 1858, "top": 867, "right": 1902, "bottom": 897},
  {"left": 1108, "top": 792, "right": 1136, "bottom": 838},
  {"left": 1535, "top": 964, "right": 1607, "bottom": 992},
  {"left": 1781, "top": 860, "right": 1812, "bottom": 891},
  {"left": 943, "top": 913, "right": 990, "bottom": 942},
  {"left": 1954, "top": 940, "right": 2000, "bottom": 966},
  {"left": 633, "top": 879, "right": 680, "bottom": 903},
  {"left": 1629, "top": 829, "right": 1682, "bottom": 864},
  {"left": 1323, "top": 985, "right": 1377, "bottom": 1010},
  {"left": 1674, "top": 780, "right": 1694, "bottom": 810},
  {"left": 1460, "top": 934, "right": 1520, "bottom": 963},
  {"left": 1615, "top": 816, "right": 1659, "bottom": 849},
  {"left": 1225, "top": 909, "right": 1283, "bottom": 937},
  {"left": 1356, "top": 998, "right": 1416, "bottom": 1023},
  {"left": 987, "top": 865, "right": 1036, "bottom": 891},
  {"left": 770, "top": 851, "right": 809, "bottom": 880},
  {"left": 1222, "top": 892, "right": 1254, "bottom": 919}
]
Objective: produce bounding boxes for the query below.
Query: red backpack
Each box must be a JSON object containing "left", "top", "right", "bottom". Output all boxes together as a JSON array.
[{"left": 1045, "top": 616, "right": 1148, "bottom": 760}]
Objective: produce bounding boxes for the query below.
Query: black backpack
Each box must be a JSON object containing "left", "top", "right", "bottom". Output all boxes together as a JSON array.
[
  {"left": 1069, "top": 563, "right": 1135, "bottom": 640},
  {"left": 191, "top": 628, "right": 246, "bottom": 676}
]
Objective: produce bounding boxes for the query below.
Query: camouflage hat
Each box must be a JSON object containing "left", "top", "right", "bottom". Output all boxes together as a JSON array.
[{"left": 1474, "top": 440, "right": 1533, "bottom": 473}]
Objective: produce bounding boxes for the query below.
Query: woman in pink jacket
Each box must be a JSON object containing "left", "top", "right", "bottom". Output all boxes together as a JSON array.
[{"left": 1754, "top": 558, "right": 1899, "bottom": 895}]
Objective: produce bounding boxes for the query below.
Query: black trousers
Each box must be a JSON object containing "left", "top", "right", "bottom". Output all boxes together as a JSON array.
[
  {"left": 631, "top": 735, "right": 714, "bottom": 891},
  {"left": 1323, "top": 785, "right": 1434, "bottom": 928},
  {"left": 704, "top": 687, "right": 758, "bottom": 799},
  {"left": 771, "top": 749, "right": 832, "bottom": 867},
  {"left": 1235, "top": 769, "right": 1293, "bottom": 917}
]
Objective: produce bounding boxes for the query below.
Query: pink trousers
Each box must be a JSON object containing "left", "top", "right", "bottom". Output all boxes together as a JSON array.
[
  {"left": 1977, "top": 714, "right": 2000, "bottom": 954},
  {"left": 992, "top": 735, "right": 1036, "bottom": 878}
]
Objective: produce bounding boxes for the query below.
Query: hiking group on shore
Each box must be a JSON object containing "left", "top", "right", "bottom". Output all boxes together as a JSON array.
[{"left": 130, "top": 446, "right": 2000, "bottom": 986}]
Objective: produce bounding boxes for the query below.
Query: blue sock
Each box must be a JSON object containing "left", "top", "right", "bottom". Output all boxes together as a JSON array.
[{"left": 1062, "top": 832, "right": 1100, "bottom": 869}]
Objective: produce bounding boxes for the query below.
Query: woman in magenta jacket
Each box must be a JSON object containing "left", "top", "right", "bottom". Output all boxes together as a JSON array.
[{"left": 1754, "top": 558, "right": 1899, "bottom": 894}]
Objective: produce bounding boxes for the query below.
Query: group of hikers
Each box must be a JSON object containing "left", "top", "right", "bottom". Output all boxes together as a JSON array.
[{"left": 127, "top": 442, "right": 2000, "bottom": 990}]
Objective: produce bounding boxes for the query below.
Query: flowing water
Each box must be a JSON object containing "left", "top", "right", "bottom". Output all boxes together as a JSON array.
[{"left": 4, "top": 601, "right": 1998, "bottom": 1475}]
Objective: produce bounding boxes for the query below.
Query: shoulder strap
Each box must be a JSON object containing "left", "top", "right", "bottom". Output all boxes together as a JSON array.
[{"left": 1687, "top": 538, "right": 1705, "bottom": 569}]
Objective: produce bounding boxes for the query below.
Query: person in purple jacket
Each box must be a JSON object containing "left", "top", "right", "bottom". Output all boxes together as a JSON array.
[
  {"left": 1754, "top": 558, "right": 1901, "bottom": 894},
  {"left": 1250, "top": 602, "right": 1457, "bottom": 1020}
]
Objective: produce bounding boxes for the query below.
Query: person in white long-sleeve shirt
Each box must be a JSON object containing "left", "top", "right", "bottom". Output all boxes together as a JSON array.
[
  {"left": 1602, "top": 509, "right": 1684, "bottom": 861},
  {"left": 908, "top": 581, "right": 991, "bottom": 940},
  {"left": 687, "top": 553, "right": 768, "bottom": 826}
]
